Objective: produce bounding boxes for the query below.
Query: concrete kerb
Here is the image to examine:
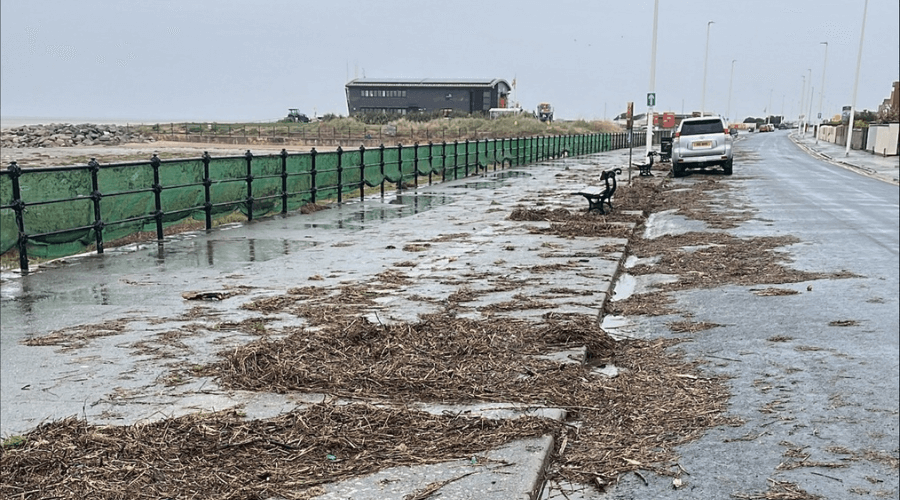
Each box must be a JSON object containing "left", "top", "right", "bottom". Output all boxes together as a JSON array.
[{"left": 789, "top": 132, "right": 899, "bottom": 185}]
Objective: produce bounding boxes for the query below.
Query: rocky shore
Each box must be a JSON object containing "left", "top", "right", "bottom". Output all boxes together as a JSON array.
[{"left": 1, "top": 123, "right": 155, "bottom": 148}]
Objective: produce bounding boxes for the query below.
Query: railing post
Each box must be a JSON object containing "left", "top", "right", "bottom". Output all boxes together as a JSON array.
[
  {"left": 336, "top": 146, "right": 344, "bottom": 203},
  {"left": 7, "top": 162, "right": 29, "bottom": 273},
  {"left": 310, "top": 147, "right": 318, "bottom": 204},
  {"left": 202, "top": 152, "right": 212, "bottom": 229},
  {"left": 396, "top": 143, "right": 403, "bottom": 193},
  {"left": 453, "top": 141, "right": 459, "bottom": 180},
  {"left": 280, "top": 149, "right": 289, "bottom": 214},
  {"left": 427, "top": 141, "right": 434, "bottom": 185},
  {"left": 441, "top": 141, "right": 447, "bottom": 182},
  {"left": 359, "top": 145, "right": 366, "bottom": 201},
  {"left": 464, "top": 139, "right": 470, "bottom": 177},
  {"left": 150, "top": 154, "right": 164, "bottom": 240},
  {"left": 379, "top": 144, "right": 386, "bottom": 198},
  {"left": 244, "top": 150, "right": 254, "bottom": 221},
  {"left": 88, "top": 158, "right": 104, "bottom": 255},
  {"left": 413, "top": 142, "right": 419, "bottom": 189}
]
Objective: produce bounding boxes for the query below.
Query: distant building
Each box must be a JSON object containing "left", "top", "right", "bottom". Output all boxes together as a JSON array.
[
  {"left": 878, "top": 81, "right": 899, "bottom": 119},
  {"left": 613, "top": 111, "right": 694, "bottom": 129},
  {"left": 345, "top": 78, "right": 512, "bottom": 117}
]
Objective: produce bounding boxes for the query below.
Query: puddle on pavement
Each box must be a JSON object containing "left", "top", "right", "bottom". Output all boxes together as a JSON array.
[
  {"left": 600, "top": 315, "right": 636, "bottom": 340},
  {"left": 612, "top": 274, "right": 638, "bottom": 301},
  {"left": 0, "top": 237, "right": 319, "bottom": 312},
  {"left": 106, "top": 237, "right": 316, "bottom": 270},
  {"left": 303, "top": 194, "right": 455, "bottom": 230},
  {"left": 489, "top": 170, "right": 532, "bottom": 180},
  {"left": 611, "top": 272, "right": 679, "bottom": 301},
  {"left": 450, "top": 181, "right": 500, "bottom": 189}
]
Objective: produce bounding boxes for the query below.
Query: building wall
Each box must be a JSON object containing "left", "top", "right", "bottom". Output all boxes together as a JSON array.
[
  {"left": 867, "top": 123, "right": 899, "bottom": 156},
  {"left": 345, "top": 81, "right": 507, "bottom": 117}
]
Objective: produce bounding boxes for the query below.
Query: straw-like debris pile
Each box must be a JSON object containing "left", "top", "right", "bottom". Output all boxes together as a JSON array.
[
  {"left": 3, "top": 174, "right": 848, "bottom": 499},
  {"left": 1, "top": 404, "right": 556, "bottom": 499}
]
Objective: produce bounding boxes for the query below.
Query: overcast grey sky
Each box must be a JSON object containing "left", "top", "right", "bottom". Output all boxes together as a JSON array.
[{"left": 1, "top": 0, "right": 897, "bottom": 125}]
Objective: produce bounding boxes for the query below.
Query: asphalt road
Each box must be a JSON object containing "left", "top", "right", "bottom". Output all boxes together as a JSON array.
[{"left": 592, "top": 131, "right": 899, "bottom": 499}]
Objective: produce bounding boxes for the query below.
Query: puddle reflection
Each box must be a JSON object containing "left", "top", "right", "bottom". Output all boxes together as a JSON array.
[{"left": 303, "top": 194, "right": 454, "bottom": 231}]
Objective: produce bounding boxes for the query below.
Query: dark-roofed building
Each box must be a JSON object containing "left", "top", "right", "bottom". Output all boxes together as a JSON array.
[{"left": 345, "top": 78, "right": 512, "bottom": 117}]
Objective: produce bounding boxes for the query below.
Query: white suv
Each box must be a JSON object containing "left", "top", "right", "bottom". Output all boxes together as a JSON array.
[{"left": 671, "top": 116, "right": 733, "bottom": 177}]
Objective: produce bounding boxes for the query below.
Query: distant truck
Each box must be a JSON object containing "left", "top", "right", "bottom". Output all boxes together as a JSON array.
[
  {"left": 489, "top": 107, "right": 525, "bottom": 119},
  {"left": 285, "top": 109, "right": 310, "bottom": 123},
  {"left": 536, "top": 103, "right": 554, "bottom": 122}
]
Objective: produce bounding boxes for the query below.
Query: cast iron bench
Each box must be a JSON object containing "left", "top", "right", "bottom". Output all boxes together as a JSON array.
[
  {"left": 634, "top": 151, "right": 657, "bottom": 177},
  {"left": 572, "top": 167, "right": 622, "bottom": 214}
]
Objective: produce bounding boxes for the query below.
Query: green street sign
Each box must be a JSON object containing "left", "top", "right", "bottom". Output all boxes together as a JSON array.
[{"left": 647, "top": 93, "right": 656, "bottom": 106}]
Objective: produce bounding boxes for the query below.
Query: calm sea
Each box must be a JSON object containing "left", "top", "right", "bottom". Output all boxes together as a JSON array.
[{"left": 1, "top": 116, "right": 270, "bottom": 129}]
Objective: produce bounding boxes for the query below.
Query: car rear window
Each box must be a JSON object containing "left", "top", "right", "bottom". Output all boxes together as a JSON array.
[{"left": 680, "top": 119, "right": 724, "bottom": 136}]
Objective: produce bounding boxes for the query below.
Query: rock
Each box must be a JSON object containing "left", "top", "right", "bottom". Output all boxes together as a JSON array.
[{"left": 0, "top": 123, "right": 156, "bottom": 149}]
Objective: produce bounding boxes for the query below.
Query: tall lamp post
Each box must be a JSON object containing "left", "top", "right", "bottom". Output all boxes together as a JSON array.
[
  {"left": 700, "top": 21, "right": 714, "bottom": 116},
  {"left": 645, "top": 0, "right": 659, "bottom": 160},
  {"left": 816, "top": 41, "right": 828, "bottom": 144},
  {"left": 803, "top": 68, "right": 812, "bottom": 136},
  {"left": 799, "top": 74, "right": 806, "bottom": 131},
  {"left": 846, "top": 0, "right": 868, "bottom": 156},
  {"left": 726, "top": 59, "right": 736, "bottom": 126}
]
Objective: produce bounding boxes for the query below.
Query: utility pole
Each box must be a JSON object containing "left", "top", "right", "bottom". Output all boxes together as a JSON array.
[
  {"left": 808, "top": 86, "right": 815, "bottom": 136},
  {"left": 846, "top": 0, "right": 868, "bottom": 156},
  {"left": 803, "top": 68, "right": 811, "bottom": 136},
  {"left": 816, "top": 41, "right": 828, "bottom": 144},
  {"left": 645, "top": 0, "right": 659, "bottom": 159},
  {"left": 727, "top": 59, "right": 736, "bottom": 126},
  {"left": 700, "top": 21, "right": 714, "bottom": 116},
  {"left": 799, "top": 74, "right": 806, "bottom": 131}
]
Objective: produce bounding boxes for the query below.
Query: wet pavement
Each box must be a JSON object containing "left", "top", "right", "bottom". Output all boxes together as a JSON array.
[
  {"left": 2, "top": 130, "right": 894, "bottom": 499},
  {"left": 790, "top": 131, "right": 899, "bottom": 185},
  {"left": 1, "top": 145, "right": 651, "bottom": 499}
]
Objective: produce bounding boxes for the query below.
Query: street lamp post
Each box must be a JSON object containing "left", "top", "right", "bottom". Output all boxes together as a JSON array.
[
  {"left": 846, "top": 0, "right": 868, "bottom": 156},
  {"left": 726, "top": 59, "right": 736, "bottom": 126},
  {"left": 799, "top": 74, "right": 806, "bottom": 131},
  {"left": 645, "top": 0, "right": 659, "bottom": 161},
  {"left": 803, "top": 68, "right": 812, "bottom": 136},
  {"left": 808, "top": 85, "right": 815, "bottom": 133},
  {"left": 700, "top": 21, "right": 714, "bottom": 116},
  {"left": 816, "top": 41, "right": 828, "bottom": 144}
]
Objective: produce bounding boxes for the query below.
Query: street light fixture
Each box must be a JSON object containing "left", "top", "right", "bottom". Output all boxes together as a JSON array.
[
  {"left": 816, "top": 41, "right": 828, "bottom": 144},
  {"left": 700, "top": 21, "right": 714, "bottom": 116}
]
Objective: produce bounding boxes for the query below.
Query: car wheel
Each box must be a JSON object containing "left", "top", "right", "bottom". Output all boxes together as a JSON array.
[
  {"left": 723, "top": 160, "right": 733, "bottom": 175},
  {"left": 672, "top": 164, "right": 686, "bottom": 177}
]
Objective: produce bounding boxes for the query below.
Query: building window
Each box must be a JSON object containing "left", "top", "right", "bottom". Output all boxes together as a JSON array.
[{"left": 360, "top": 89, "right": 407, "bottom": 98}]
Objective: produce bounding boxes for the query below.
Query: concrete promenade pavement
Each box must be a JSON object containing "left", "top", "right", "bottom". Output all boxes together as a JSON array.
[
  {"left": 1, "top": 142, "right": 665, "bottom": 499},
  {"left": 789, "top": 130, "right": 899, "bottom": 185}
]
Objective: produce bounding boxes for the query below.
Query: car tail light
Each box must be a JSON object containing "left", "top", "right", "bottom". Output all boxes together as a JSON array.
[{"left": 674, "top": 132, "right": 680, "bottom": 138}]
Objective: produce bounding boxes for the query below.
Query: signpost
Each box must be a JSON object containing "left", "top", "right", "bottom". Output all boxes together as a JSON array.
[{"left": 627, "top": 102, "right": 634, "bottom": 184}]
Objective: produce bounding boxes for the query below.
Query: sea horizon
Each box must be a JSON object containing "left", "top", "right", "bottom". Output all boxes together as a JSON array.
[{"left": 1, "top": 115, "right": 277, "bottom": 129}]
